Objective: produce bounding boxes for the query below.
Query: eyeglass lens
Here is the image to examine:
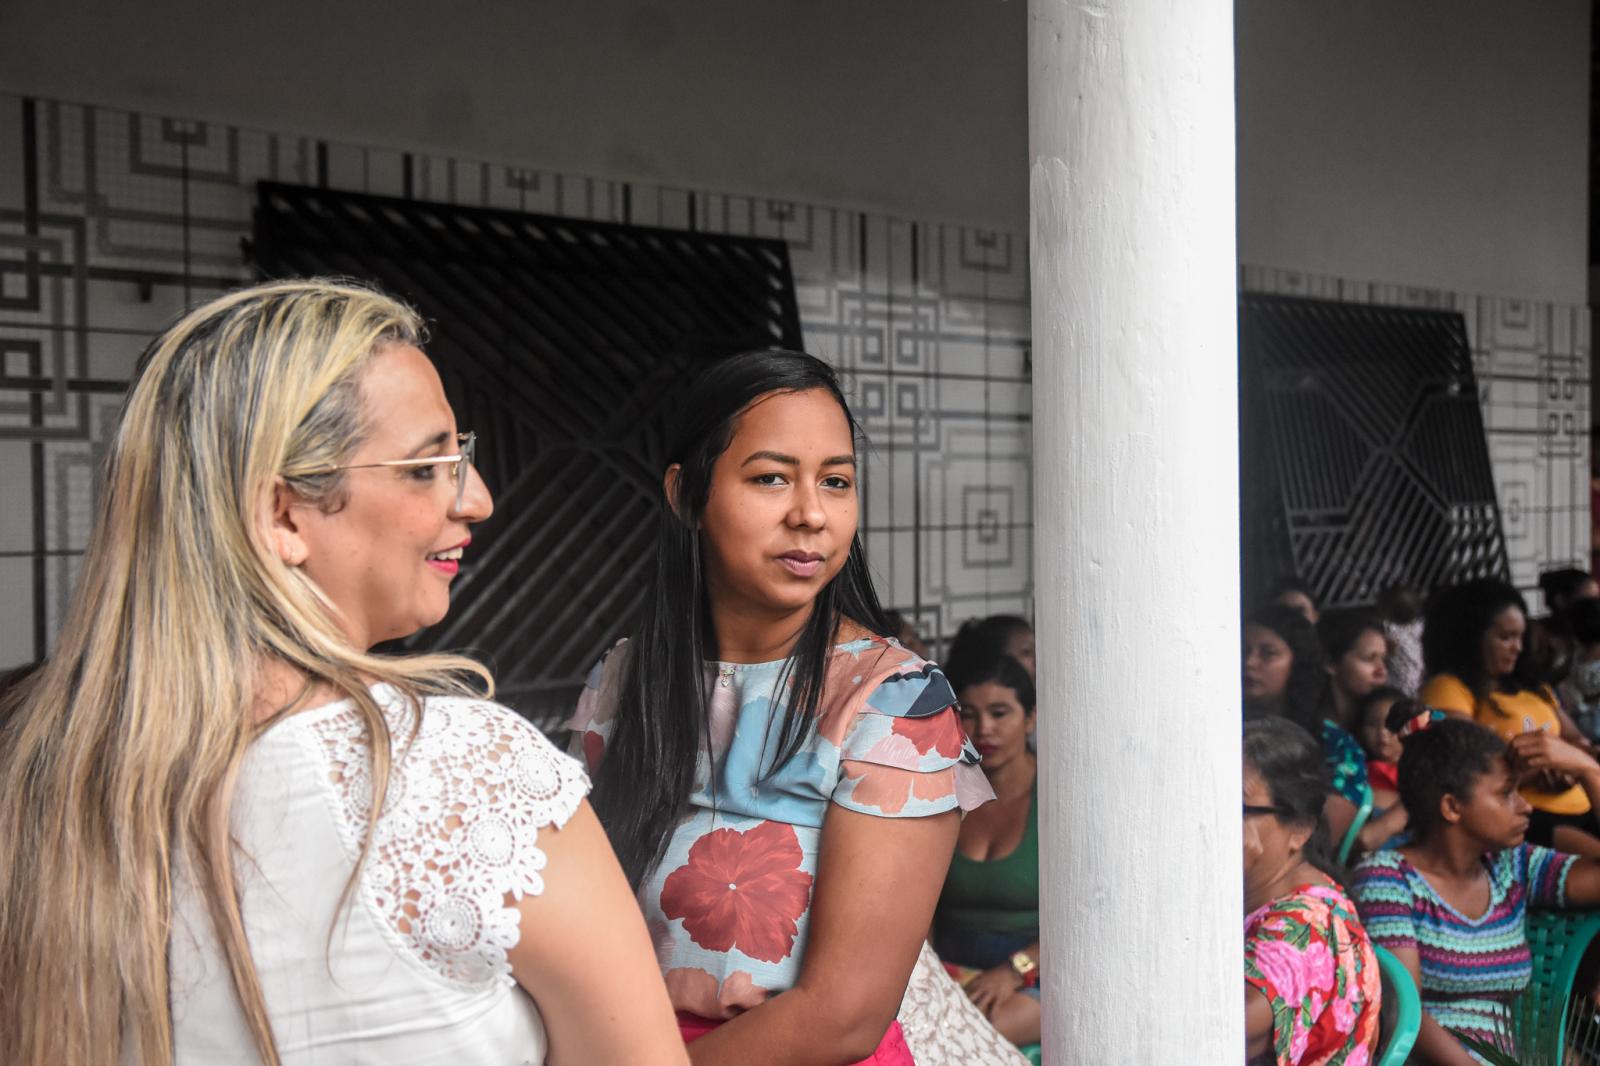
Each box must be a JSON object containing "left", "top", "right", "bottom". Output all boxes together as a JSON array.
[{"left": 454, "top": 432, "right": 477, "bottom": 511}]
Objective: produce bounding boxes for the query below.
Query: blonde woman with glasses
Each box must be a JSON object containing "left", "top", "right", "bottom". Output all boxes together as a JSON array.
[{"left": 0, "top": 279, "right": 687, "bottom": 1066}]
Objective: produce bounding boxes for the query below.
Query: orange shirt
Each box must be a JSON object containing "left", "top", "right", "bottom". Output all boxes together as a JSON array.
[{"left": 1418, "top": 673, "right": 1590, "bottom": 816}]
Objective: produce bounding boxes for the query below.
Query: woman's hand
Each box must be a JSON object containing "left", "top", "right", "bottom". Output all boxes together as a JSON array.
[
  {"left": 1510, "top": 731, "right": 1600, "bottom": 781},
  {"left": 965, "top": 963, "right": 1024, "bottom": 1017}
]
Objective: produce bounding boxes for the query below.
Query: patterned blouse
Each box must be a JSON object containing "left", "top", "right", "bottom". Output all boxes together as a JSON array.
[
  {"left": 1321, "top": 721, "right": 1370, "bottom": 808},
  {"left": 568, "top": 636, "right": 994, "bottom": 1020},
  {"left": 1350, "top": 844, "right": 1578, "bottom": 1060},
  {"left": 1245, "top": 882, "right": 1382, "bottom": 1066}
]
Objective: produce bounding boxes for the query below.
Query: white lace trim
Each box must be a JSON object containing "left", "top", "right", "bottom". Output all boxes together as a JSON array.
[{"left": 303, "top": 690, "right": 590, "bottom": 987}]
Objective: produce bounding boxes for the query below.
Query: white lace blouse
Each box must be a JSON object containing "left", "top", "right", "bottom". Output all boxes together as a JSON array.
[{"left": 168, "top": 685, "right": 589, "bottom": 1065}]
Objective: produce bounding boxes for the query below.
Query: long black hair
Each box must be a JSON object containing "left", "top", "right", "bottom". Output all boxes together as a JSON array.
[
  {"left": 1245, "top": 603, "right": 1331, "bottom": 733},
  {"left": 589, "top": 350, "right": 890, "bottom": 888},
  {"left": 1242, "top": 717, "right": 1338, "bottom": 879},
  {"left": 1385, "top": 702, "right": 1507, "bottom": 839},
  {"left": 1422, "top": 578, "right": 1542, "bottom": 697}
]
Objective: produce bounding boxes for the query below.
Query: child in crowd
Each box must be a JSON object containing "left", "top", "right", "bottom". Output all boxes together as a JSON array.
[
  {"left": 569, "top": 350, "right": 995, "bottom": 1066},
  {"left": 1356, "top": 687, "right": 1404, "bottom": 801},
  {"left": 1243, "top": 717, "right": 1381, "bottom": 1066},
  {"left": 1349, "top": 686, "right": 1410, "bottom": 854},
  {"left": 1351, "top": 706, "right": 1600, "bottom": 1064},
  {"left": 1377, "top": 584, "right": 1425, "bottom": 698}
]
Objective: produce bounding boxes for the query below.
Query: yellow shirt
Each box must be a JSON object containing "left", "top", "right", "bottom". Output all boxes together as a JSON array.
[{"left": 1418, "top": 673, "right": 1590, "bottom": 816}]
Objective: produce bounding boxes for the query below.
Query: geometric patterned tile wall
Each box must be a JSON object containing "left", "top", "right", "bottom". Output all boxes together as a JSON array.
[
  {"left": 0, "top": 91, "right": 1033, "bottom": 670},
  {"left": 1241, "top": 264, "right": 1591, "bottom": 613}
]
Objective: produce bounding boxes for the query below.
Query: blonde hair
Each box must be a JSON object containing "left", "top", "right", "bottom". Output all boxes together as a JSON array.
[{"left": 0, "top": 278, "right": 492, "bottom": 1065}]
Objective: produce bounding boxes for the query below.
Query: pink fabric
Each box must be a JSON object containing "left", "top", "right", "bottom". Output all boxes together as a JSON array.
[{"left": 678, "top": 1014, "right": 914, "bottom": 1064}]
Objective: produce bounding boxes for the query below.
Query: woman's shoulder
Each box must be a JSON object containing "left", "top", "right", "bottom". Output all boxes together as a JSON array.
[
  {"left": 827, "top": 636, "right": 959, "bottom": 718},
  {"left": 302, "top": 685, "right": 590, "bottom": 830},
  {"left": 1418, "top": 673, "right": 1474, "bottom": 711}
]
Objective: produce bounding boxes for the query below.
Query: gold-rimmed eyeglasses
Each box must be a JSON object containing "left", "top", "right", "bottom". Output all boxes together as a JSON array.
[{"left": 313, "top": 431, "right": 477, "bottom": 511}]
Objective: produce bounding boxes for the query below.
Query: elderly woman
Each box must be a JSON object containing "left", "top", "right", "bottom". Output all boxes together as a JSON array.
[{"left": 0, "top": 280, "right": 686, "bottom": 1066}]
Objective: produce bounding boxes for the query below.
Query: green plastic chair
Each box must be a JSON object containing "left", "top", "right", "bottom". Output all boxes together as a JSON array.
[
  {"left": 1512, "top": 909, "right": 1600, "bottom": 1064},
  {"left": 1337, "top": 780, "right": 1375, "bottom": 867},
  {"left": 1017, "top": 1042, "right": 1042, "bottom": 1065},
  {"left": 1373, "top": 944, "right": 1421, "bottom": 1066}
]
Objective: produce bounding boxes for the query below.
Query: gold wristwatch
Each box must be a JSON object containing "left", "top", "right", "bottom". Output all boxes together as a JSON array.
[{"left": 1009, "top": 950, "right": 1038, "bottom": 986}]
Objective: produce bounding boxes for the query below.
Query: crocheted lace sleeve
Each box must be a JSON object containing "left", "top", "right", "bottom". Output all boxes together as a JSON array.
[{"left": 306, "top": 692, "right": 590, "bottom": 986}]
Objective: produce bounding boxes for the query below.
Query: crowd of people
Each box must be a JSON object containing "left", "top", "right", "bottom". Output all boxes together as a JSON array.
[
  {"left": 4, "top": 274, "right": 1598, "bottom": 1066},
  {"left": 1244, "top": 573, "right": 1600, "bottom": 1065}
]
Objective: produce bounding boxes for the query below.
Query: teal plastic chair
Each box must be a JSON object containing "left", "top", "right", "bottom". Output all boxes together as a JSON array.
[
  {"left": 1337, "top": 780, "right": 1375, "bottom": 867},
  {"left": 1373, "top": 945, "right": 1421, "bottom": 1066},
  {"left": 1512, "top": 909, "right": 1600, "bottom": 1063},
  {"left": 1017, "top": 1043, "right": 1042, "bottom": 1065}
]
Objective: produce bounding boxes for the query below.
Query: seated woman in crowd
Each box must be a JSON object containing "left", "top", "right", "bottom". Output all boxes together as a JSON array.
[
  {"left": 1419, "top": 578, "right": 1600, "bottom": 857},
  {"left": 1351, "top": 706, "right": 1600, "bottom": 1064},
  {"left": 1562, "top": 596, "right": 1600, "bottom": 739},
  {"left": 0, "top": 280, "right": 686, "bottom": 1066},
  {"left": 569, "top": 350, "right": 995, "bottom": 1066},
  {"left": 1529, "top": 566, "right": 1598, "bottom": 686},
  {"left": 932, "top": 653, "right": 1040, "bottom": 1047},
  {"left": 1243, "top": 717, "right": 1381, "bottom": 1066},
  {"left": 1243, "top": 604, "right": 1330, "bottom": 735},
  {"left": 1317, "top": 610, "right": 1389, "bottom": 844},
  {"left": 947, "top": 614, "right": 1037, "bottom": 683},
  {"left": 1269, "top": 575, "right": 1321, "bottom": 625}
]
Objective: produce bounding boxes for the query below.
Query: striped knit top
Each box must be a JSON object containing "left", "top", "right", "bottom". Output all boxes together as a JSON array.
[{"left": 1350, "top": 844, "right": 1577, "bottom": 1058}]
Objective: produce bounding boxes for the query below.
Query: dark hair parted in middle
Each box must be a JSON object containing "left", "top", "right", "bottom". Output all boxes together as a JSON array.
[
  {"left": 1384, "top": 701, "right": 1507, "bottom": 839},
  {"left": 1422, "top": 578, "right": 1541, "bottom": 695},
  {"left": 1317, "top": 608, "right": 1385, "bottom": 664},
  {"left": 587, "top": 349, "right": 890, "bottom": 889},
  {"left": 1245, "top": 603, "right": 1330, "bottom": 734},
  {"left": 944, "top": 653, "right": 1036, "bottom": 715}
]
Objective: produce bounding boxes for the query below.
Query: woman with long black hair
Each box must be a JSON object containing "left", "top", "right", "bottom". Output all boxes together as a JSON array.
[{"left": 569, "top": 350, "right": 994, "bottom": 1065}]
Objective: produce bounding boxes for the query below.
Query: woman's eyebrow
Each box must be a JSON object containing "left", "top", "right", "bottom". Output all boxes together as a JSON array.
[
  {"left": 739, "top": 450, "right": 857, "bottom": 468},
  {"left": 405, "top": 430, "right": 451, "bottom": 458}
]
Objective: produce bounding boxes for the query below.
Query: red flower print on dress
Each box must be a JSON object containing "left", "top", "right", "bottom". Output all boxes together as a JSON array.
[
  {"left": 659, "top": 821, "right": 814, "bottom": 963},
  {"left": 582, "top": 730, "right": 605, "bottom": 771},
  {"left": 891, "top": 712, "right": 965, "bottom": 759}
]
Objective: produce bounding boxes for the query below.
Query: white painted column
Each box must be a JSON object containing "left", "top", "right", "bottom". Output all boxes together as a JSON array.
[{"left": 1029, "top": 0, "right": 1242, "bottom": 1062}]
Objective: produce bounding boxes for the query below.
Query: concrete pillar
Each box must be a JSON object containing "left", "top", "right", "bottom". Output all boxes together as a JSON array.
[{"left": 1029, "top": 0, "right": 1242, "bottom": 1061}]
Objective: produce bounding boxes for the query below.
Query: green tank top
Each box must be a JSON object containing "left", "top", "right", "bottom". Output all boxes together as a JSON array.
[{"left": 935, "top": 784, "right": 1039, "bottom": 935}]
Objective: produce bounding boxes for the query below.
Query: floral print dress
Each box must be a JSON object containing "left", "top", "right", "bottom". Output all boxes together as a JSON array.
[
  {"left": 569, "top": 636, "right": 995, "bottom": 1020},
  {"left": 1245, "top": 882, "right": 1382, "bottom": 1066}
]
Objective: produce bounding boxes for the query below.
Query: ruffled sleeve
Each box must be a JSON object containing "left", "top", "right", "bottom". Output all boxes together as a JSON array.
[
  {"left": 566, "top": 639, "right": 628, "bottom": 773},
  {"left": 830, "top": 663, "right": 995, "bottom": 817}
]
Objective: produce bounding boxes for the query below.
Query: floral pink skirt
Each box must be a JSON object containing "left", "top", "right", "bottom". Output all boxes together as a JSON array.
[{"left": 677, "top": 1013, "right": 914, "bottom": 1064}]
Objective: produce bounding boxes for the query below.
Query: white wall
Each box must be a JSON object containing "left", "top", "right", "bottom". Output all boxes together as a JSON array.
[
  {"left": 1, "top": 0, "right": 1586, "bottom": 305},
  {"left": 1236, "top": 0, "right": 1591, "bottom": 305},
  {"left": 0, "top": 0, "right": 1028, "bottom": 232}
]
